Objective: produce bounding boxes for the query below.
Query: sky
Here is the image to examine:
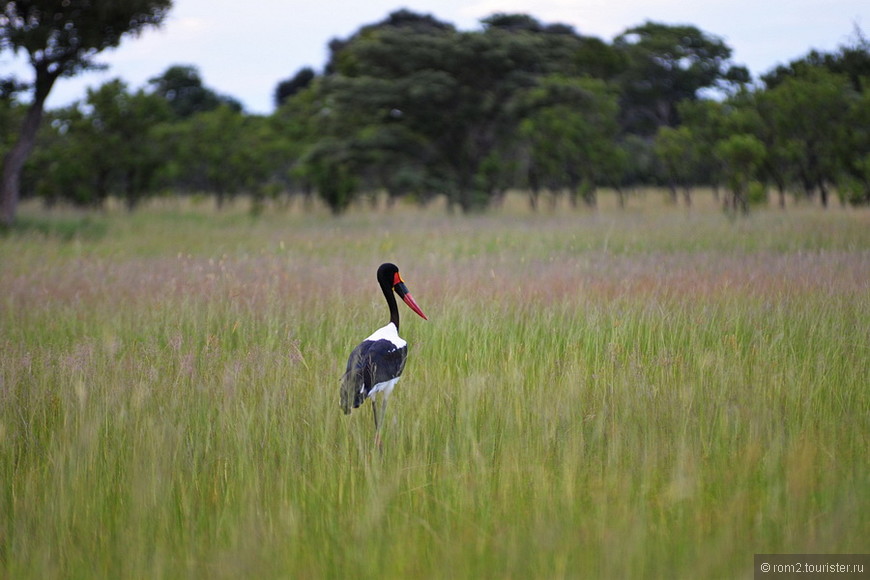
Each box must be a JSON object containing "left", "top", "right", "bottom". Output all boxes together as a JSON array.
[{"left": 1, "top": 0, "right": 867, "bottom": 115}]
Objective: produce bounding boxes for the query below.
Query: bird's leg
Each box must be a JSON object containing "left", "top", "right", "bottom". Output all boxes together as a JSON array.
[
  {"left": 379, "top": 396, "right": 389, "bottom": 432},
  {"left": 371, "top": 395, "right": 383, "bottom": 451},
  {"left": 375, "top": 396, "right": 389, "bottom": 451}
]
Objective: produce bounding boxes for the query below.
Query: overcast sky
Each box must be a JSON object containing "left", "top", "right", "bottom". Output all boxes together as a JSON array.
[{"left": 2, "top": 0, "right": 866, "bottom": 114}]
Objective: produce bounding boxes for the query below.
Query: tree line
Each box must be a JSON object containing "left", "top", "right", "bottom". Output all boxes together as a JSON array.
[{"left": 2, "top": 7, "right": 869, "bottom": 223}]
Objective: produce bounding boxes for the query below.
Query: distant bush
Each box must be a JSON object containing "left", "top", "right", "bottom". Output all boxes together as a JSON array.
[{"left": 3, "top": 215, "right": 108, "bottom": 241}]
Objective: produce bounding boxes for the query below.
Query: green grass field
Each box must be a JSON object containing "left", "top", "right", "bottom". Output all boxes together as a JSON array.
[{"left": 2, "top": 193, "right": 868, "bottom": 578}]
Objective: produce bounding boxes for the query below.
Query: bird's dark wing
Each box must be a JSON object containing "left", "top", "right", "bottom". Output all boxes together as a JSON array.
[
  {"left": 364, "top": 339, "right": 408, "bottom": 386},
  {"left": 340, "top": 342, "right": 365, "bottom": 415},
  {"left": 340, "top": 339, "right": 408, "bottom": 414}
]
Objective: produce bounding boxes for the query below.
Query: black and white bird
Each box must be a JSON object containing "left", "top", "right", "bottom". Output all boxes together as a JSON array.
[{"left": 340, "top": 263, "right": 427, "bottom": 446}]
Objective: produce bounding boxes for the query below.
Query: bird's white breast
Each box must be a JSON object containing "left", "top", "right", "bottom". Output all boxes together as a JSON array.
[{"left": 364, "top": 322, "right": 406, "bottom": 349}]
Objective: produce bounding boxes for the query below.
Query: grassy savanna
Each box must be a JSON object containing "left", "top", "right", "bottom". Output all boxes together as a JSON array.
[{"left": 1, "top": 193, "right": 868, "bottom": 578}]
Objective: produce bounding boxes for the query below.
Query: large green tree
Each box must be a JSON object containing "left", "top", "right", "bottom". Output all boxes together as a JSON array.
[
  {"left": 654, "top": 125, "right": 699, "bottom": 206},
  {"left": 158, "top": 106, "right": 264, "bottom": 208},
  {"left": 676, "top": 99, "right": 736, "bottom": 202},
  {"left": 613, "top": 21, "right": 739, "bottom": 135},
  {"left": 0, "top": 0, "right": 172, "bottom": 225},
  {"left": 759, "top": 69, "right": 853, "bottom": 206},
  {"left": 318, "top": 10, "right": 462, "bottom": 210},
  {"left": 319, "top": 10, "right": 597, "bottom": 212},
  {"left": 758, "top": 29, "right": 869, "bottom": 205},
  {"left": 518, "top": 76, "right": 621, "bottom": 209},
  {"left": 86, "top": 80, "right": 172, "bottom": 208}
]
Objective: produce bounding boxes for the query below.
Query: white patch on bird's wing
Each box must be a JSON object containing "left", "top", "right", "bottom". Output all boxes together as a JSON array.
[
  {"left": 368, "top": 376, "right": 400, "bottom": 398},
  {"left": 364, "top": 322, "right": 406, "bottom": 348}
]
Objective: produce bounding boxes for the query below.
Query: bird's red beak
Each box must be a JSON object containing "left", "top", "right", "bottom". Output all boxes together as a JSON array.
[
  {"left": 394, "top": 272, "right": 428, "bottom": 320},
  {"left": 401, "top": 292, "right": 428, "bottom": 320}
]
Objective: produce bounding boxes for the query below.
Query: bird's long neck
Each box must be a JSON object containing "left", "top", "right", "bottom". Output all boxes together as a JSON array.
[{"left": 382, "top": 283, "right": 400, "bottom": 332}]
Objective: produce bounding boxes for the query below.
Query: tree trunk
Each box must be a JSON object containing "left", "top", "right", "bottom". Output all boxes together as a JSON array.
[
  {"left": 818, "top": 180, "right": 829, "bottom": 208},
  {"left": 528, "top": 186, "right": 539, "bottom": 211},
  {"left": 1, "top": 68, "right": 58, "bottom": 226},
  {"left": 568, "top": 186, "right": 578, "bottom": 208},
  {"left": 666, "top": 180, "right": 678, "bottom": 204},
  {"left": 1, "top": 105, "right": 43, "bottom": 226},
  {"left": 528, "top": 169, "right": 540, "bottom": 211},
  {"left": 581, "top": 180, "right": 596, "bottom": 208},
  {"left": 682, "top": 185, "right": 692, "bottom": 207},
  {"left": 615, "top": 186, "right": 626, "bottom": 209}
]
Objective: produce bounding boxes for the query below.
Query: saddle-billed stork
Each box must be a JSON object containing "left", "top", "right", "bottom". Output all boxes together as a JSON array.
[{"left": 340, "top": 263, "right": 427, "bottom": 447}]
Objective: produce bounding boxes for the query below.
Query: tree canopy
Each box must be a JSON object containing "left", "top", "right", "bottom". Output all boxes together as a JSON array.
[
  {"left": 3, "top": 8, "right": 869, "bottom": 218},
  {"left": 1, "top": 0, "right": 172, "bottom": 225},
  {"left": 614, "top": 21, "right": 736, "bottom": 134},
  {"left": 149, "top": 65, "right": 242, "bottom": 118}
]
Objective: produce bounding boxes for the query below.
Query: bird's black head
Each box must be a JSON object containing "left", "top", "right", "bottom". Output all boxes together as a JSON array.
[
  {"left": 377, "top": 263, "right": 400, "bottom": 288},
  {"left": 377, "top": 263, "right": 427, "bottom": 321}
]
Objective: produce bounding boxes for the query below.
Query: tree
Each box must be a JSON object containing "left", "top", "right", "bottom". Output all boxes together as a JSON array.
[
  {"left": 840, "top": 89, "right": 870, "bottom": 204},
  {"left": 321, "top": 9, "right": 594, "bottom": 212},
  {"left": 21, "top": 80, "right": 171, "bottom": 209},
  {"left": 0, "top": 80, "right": 25, "bottom": 157},
  {"left": 302, "top": 137, "right": 359, "bottom": 214},
  {"left": 762, "top": 26, "right": 869, "bottom": 94},
  {"left": 158, "top": 106, "right": 261, "bottom": 208},
  {"left": 274, "top": 67, "right": 316, "bottom": 108},
  {"left": 715, "top": 134, "right": 766, "bottom": 213},
  {"left": 148, "top": 65, "right": 241, "bottom": 119},
  {"left": 573, "top": 36, "right": 627, "bottom": 81},
  {"left": 23, "top": 105, "right": 97, "bottom": 207},
  {"left": 677, "top": 99, "right": 731, "bottom": 201},
  {"left": 518, "top": 76, "right": 621, "bottom": 209},
  {"left": 272, "top": 81, "right": 329, "bottom": 207},
  {"left": 654, "top": 126, "right": 699, "bottom": 206},
  {"left": 728, "top": 89, "right": 795, "bottom": 208},
  {"left": 85, "top": 80, "right": 172, "bottom": 208},
  {"left": 831, "top": 25, "right": 870, "bottom": 94},
  {"left": 0, "top": 0, "right": 172, "bottom": 226},
  {"left": 318, "top": 10, "right": 461, "bottom": 211},
  {"left": 760, "top": 69, "right": 853, "bottom": 206},
  {"left": 613, "top": 21, "right": 737, "bottom": 135},
  {"left": 756, "top": 30, "right": 869, "bottom": 206}
]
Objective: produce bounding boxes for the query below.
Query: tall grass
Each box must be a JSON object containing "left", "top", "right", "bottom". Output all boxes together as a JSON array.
[{"left": 1, "top": 195, "right": 868, "bottom": 578}]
